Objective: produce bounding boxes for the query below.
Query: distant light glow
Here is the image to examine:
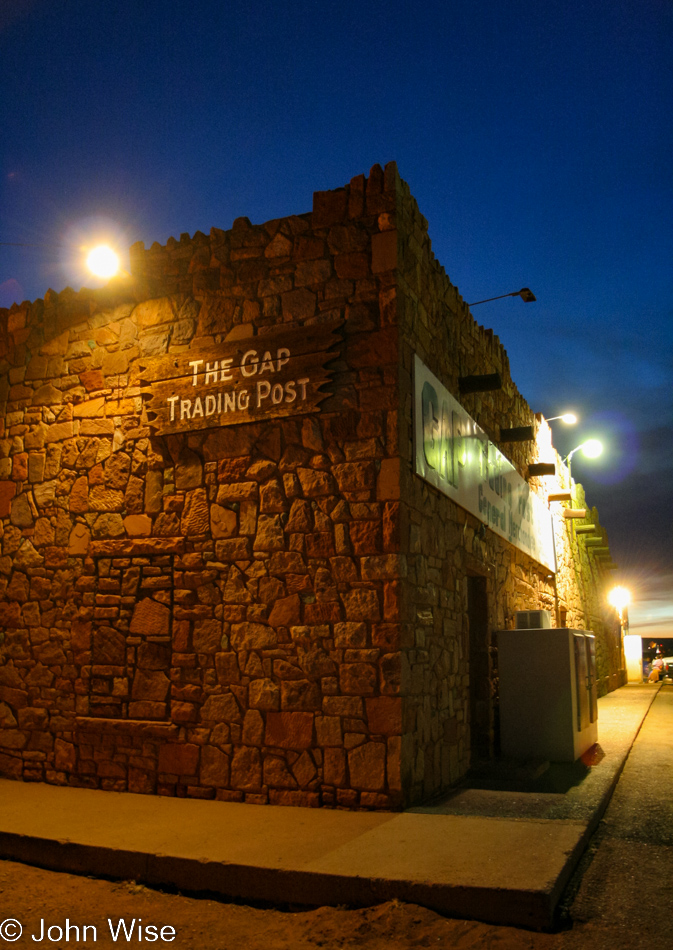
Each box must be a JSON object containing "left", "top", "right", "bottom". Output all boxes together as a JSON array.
[
  {"left": 608, "top": 586, "right": 631, "bottom": 612},
  {"left": 86, "top": 245, "right": 120, "bottom": 278},
  {"left": 581, "top": 438, "right": 603, "bottom": 459}
]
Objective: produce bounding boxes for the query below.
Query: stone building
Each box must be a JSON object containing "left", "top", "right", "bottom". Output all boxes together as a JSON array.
[{"left": 0, "top": 163, "right": 625, "bottom": 809}]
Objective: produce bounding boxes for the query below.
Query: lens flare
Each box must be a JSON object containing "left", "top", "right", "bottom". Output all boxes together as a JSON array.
[
  {"left": 608, "top": 586, "right": 631, "bottom": 612},
  {"left": 581, "top": 439, "right": 603, "bottom": 459},
  {"left": 86, "top": 245, "right": 120, "bottom": 279}
]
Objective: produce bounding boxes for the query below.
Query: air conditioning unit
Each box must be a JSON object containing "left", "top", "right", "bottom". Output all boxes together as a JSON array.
[{"left": 515, "top": 609, "right": 552, "bottom": 629}]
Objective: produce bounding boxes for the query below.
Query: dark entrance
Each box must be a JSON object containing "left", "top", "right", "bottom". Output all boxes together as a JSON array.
[{"left": 467, "top": 575, "right": 491, "bottom": 763}]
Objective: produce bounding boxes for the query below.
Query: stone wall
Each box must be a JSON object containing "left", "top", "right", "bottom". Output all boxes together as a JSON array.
[
  {"left": 0, "top": 163, "right": 624, "bottom": 808},
  {"left": 390, "top": 174, "right": 623, "bottom": 802}
]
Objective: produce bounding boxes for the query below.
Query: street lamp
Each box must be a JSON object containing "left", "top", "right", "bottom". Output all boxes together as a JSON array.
[
  {"left": 547, "top": 413, "right": 578, "bottom": 425},
  {"left": 609, "top": 586, "right": 640, "bottom": 683},
  {"left": 467, "top": 288, "right": 536, "bottom": 306},
  {"left": 564, "top": 439, "right": 603, "bottom": 486},
  {"left": 608, "top": 586, "right": 630, "bottom": 623},
  {"left": 86, "top": 245, "right": 120, "bottom": 278}
]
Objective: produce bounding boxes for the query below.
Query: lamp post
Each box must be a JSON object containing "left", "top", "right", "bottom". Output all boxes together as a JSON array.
[
  {"left": 564, "top": 439, "right": 603, "bottom": 489},
  {"left": 547, "top": 413, "right": 578, "bottom": 425},
  {"left": 467, "top": 288, "right": 536, "bottom": 306}
]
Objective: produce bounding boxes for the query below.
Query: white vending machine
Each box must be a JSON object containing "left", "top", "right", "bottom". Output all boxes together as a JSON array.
[{"left": 496, "top": 627, "right": 598, "bottom": 762}]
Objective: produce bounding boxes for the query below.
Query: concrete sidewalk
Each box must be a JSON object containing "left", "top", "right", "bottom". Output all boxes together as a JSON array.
[{"left": 0, "top": 684, "right": 663, "bottom": 930}]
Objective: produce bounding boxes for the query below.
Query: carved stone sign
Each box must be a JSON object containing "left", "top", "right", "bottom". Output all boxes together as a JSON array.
[{"left": 139, "top": 321, "right": 341, "bottom": 435}]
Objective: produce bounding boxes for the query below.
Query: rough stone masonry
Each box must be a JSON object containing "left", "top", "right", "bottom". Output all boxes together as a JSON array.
[{"left": 0, "top": 163, "right": 624, "bottom": 809}]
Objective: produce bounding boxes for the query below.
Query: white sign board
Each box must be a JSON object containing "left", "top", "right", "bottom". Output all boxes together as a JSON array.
[{"left": 413, "top": 355, "right": 556, "bottom": 573}]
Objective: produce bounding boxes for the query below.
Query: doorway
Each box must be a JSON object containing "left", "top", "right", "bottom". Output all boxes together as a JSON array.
[{"left": 467, "top": 574, "right": 491, "bottom": 763}]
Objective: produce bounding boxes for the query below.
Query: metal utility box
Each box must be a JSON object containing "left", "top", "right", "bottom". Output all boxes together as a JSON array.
[{"left": 496, "top": 628, "right": 598, "bottom": 762}]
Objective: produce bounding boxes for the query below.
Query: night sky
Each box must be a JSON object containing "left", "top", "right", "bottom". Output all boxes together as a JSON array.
[{"left": 1, "top": 0, "right": 671, "bottom": 637}]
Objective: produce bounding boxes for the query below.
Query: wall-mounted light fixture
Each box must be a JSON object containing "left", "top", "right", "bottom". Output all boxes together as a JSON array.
[
  {"left": 458, "top": 372, "right": 503, "bottom": 394},
  {"left": 547, "top": 413, "right": 578, "bottom": 425},
  {"left": 528, "top": 463, "right": 556, "bottom": 477},
  {"left": 467, "top": 288, "right": 536, "bottom": 306},
  {"left": 499, "top": 425, "right": 534, "bottom": 442},
  {"left": 565, "top": 439, "right": 603, "bottom": 486},
  {"left": 548, "top": 491, "right": 572, "bottom": 503}
]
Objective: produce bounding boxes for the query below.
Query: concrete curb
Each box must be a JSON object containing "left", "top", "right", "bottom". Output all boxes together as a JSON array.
[{"left": 0, "top": 685, "right": 661, "bottom": 930}]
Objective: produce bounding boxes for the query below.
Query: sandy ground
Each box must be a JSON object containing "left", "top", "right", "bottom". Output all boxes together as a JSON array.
[{"left": 0, "top": 858, "right": 558, "bottom": 950}]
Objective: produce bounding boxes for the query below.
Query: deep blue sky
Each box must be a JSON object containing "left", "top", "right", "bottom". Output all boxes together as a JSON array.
[{"left": 1, "top": 0, "right": 671, "bottom": 634}]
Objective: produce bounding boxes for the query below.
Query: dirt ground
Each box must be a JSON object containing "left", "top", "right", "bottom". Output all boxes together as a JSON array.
[
  {"left": 3, "top": 848, "right": 670, "bottom": 950},
  {"left": 0, "top": 858, "right": 559, "bottom": 950}
]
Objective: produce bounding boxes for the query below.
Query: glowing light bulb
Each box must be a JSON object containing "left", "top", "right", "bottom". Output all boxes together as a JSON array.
[
  {"left": 581, "top": 439, "right": 603, "bottom": 459},
  {"left": 560, "top": 413, "right": 577, "bottom": 425},
  {"left": 86, "top": 245, "right": 120, "bottom": 279},
  {"left": 608, "top": 586, "right": 630, "bottom": 612}
]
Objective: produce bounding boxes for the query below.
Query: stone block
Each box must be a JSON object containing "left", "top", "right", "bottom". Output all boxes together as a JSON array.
[
  {"left": 128, "top": 768, "right": 156, "bottom": 794},
  {"left": 68, "top": 524, "right": 91, "bottom": 555},
  {"left": 365, "top": 697, "right": 402, "bottom": 736},
  {"left": 332, "top": 461, "right": 376, "bottom": 493},
  {"left": 315, "top": 715, "right": 342, "bottom": 746},
  {"left": 254, "top": 514, "right": 285, "bottom": 551},
  {"left": 267, "top": 593, "right": 301, "bottom": 628},
  {"left": 230, "top": 746, "right": 262, "bottom": 789},
  {"left": 349, "top": 521, "right": 382, "bottom": 555},
  {"left": 181, "top": 487, "right": 210, "bottom": 535},
  {"left": 263, "top": 755, "right": 297, "bottom": 788},
  {"left": 323, "top": 747, "right": 346, "bottom": 786},
  {"left": 280, "top": 679, "right": 321, "bottom": 711},
  {"left": 54, "top": 738, "right": 76, "bottom": 772},
  {"left": 10, "top": 493, "right": 33, "bottom": 528},
  {"left": 249, "top": 678, "right": 281, "bottom": 711},
  {"left": 0, "top": 481, "right": 17, "bottom": 518},
  {"left": 334, "top": 622, "right": 368, "bottom": 648},
  {"left": 200, "top": 746, "right": 230, "bottom": 787},
  {"left": 341, "top": 589, "right": 380, "bottom": 622},
  {"left": 371, "top": 230, "right": 397, "bottom": 273},
  {"left": 124, "top": 514, "right": 152, "bottom": 537},
  {"left": 215, "top": 652, "right": 241, "bottom": 685},
  {"left": 0, "top": 730, "right": 28, "bottom": 750},
  {"left": 92, "top": 626, "right": 126, "bottom": 665},
  {"left": 292, "top": 750, "right": 317, "bottom": 787},
  {"left": 340, "top": 663, "right": 377, "bottom": 696},
  {"left": 312, "top": 188, "right": 348, "bottom": 228},
  {"left": 158, "top": 743, "right": 199, "bottom": 776},
  {"left": 268, "top": 551, "right": 308, "bottom": 574},
  {"left": 193, "top": 619, "right": 223, "bottom": 653},
  {"left": 210, "top": 504, "right": 237, "bottom": 539},
  {"left": 229, "top": 622, "right": 277, "bottom": 650},
  {"left": 130, "top": 598, "right": 170, "bottom": 636},
  {"left": 242, "top": 709, "right": 264, "bottom": 745},
  {"left": 296, "top": 468, "right": 336, "bottom": 497},
  {"left": 201, "top": 693, "right": 241, "bottom": 723},
  {"left": 265, "top": 711, "right": 314, "bottom": 749},
  {"left": 376, "top": 458, "right": 400, "bottom": 500},
  {"left": 214, "top": 538, "right": 252, "bottom": 561},
  {"left": 348, "top": 741, "right": 386, "bottom": 790},
  {"left": 379, "top": 653, "right": 401, "bottom": 694},
  {"left": 361, "top": 554, "right": 406, "bottom": 579},
  {"left": 132, "top": 670, "right": 170, "bottom": 702}
]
